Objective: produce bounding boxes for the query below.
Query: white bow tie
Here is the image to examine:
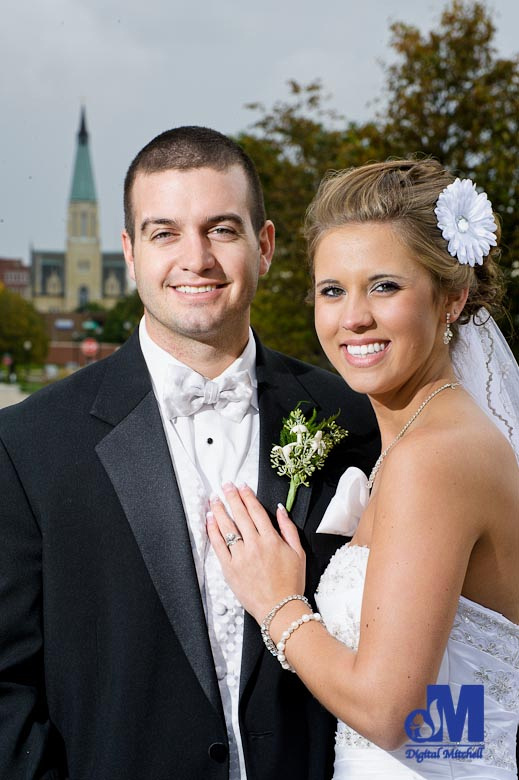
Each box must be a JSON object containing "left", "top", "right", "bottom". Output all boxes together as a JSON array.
[
  {"left": 163, "top": 366, "right": 253, "bottom": 423},
  {"left": 316, "top": 467, "right": 369, "bottom": 537}
]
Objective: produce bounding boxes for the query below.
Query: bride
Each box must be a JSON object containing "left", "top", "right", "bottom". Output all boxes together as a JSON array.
[{"left": 207, "top": 159, "right": 519, "bottom": 779}]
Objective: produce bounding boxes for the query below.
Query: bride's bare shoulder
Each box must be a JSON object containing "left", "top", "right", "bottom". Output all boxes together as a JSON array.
[
  {"left": 443, "top": 392, "right": 517, "bottom": 479},
  {"left": 375, "top": 394, "right": 517, "bottom": 527},
  {"left": 398, "top": 392, "right": 514, "bottom": 476}
]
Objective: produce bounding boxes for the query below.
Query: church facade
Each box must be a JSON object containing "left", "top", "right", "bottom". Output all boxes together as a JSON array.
[{"left": 30, "top": 109, "right": 127, "bottom": 313}]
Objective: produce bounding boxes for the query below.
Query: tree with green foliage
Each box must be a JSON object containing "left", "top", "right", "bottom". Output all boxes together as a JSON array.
[
  {"left": 379, "top": 0, "right": 519, "bottom": 345},
  {"left": 102, "top": 289, "right": 143, "bottom": 343},
  {"left": 239, "top": 1, "right": 519, "bottom": 360},
  {"left": 238, "top": 82, "right": 384, "bottom": 365},
  {"left": 0, "top": 287, "right": 49, "bottom": 372}
]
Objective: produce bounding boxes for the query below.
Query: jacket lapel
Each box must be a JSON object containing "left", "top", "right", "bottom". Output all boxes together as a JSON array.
[
  {"left": 92, "top": 333, "right": 223, "bottom": 719},
  {"left": 240, "top": 339, "right": 320, "bottom": 696}
]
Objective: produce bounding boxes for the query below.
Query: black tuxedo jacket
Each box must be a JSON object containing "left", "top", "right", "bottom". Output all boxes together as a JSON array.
[{"left": 0, "top": 331, "right": 379, "bottom": 780}]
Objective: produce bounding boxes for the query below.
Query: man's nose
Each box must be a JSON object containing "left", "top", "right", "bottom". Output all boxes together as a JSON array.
[{"left": 178, "top": 231, "right": 217, "bottom": 274}]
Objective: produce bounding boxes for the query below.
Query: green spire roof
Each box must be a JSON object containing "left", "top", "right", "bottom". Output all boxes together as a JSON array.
[{"left": 70, "top": 108, "right": 96, "bottom": 202}]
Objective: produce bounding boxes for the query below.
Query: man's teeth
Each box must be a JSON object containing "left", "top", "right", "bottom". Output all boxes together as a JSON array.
[
  {"left": 175, "top": 285, "right": 218, "bottom": 293},
  {"left": 346, "top": 342, "right": 387, "bottom": 356}
]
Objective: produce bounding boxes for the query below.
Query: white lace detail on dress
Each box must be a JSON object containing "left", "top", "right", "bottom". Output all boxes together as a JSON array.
[
  {"left": 316, "top": 543, "right": 369, "bottom": 652},
  {"left": 316, "top": 545, "right": 377, "bottom": 751},
  {"left": 315, "top": 543, "right": 519, "bottom": 777},
  {"left": 451, "top": 599, "right": 519, "bottom": 669}
]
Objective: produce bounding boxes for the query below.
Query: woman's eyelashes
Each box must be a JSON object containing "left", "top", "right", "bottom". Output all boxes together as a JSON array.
[
  {"left": 371, "top": 280, "right": 402, "bottom": 294},
  {"left": 319, "top": 284, "right": 345, "bottom": 298},
  {"left": 317, "top": 280, "right": 402, "bottom": 298}
]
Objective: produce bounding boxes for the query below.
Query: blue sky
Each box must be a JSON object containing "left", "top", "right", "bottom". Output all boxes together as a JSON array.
[{"left": 1, "top": 0, "right": 517, "bottom": 262}]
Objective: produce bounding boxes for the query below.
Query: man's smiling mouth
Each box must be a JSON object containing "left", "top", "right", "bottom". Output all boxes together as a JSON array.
[{"left": 173, "top": 284, "right": 224, "bottom": 293}]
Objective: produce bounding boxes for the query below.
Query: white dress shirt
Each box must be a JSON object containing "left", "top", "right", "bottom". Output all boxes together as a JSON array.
[{"left": 139, "top": 317, "right": 259, "bottom": 779}]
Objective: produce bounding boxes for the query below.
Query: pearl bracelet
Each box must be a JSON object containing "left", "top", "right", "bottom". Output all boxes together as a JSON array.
[
  {"left": 260, "top": 594, "right": 310, "bottom": 657},
  {"left": 276, "top": 612, "right": 323, "bottom": 672}
]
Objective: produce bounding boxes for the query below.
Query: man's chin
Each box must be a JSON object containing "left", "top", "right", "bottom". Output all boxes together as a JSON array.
[{"left": 147, "top": 313, "right": 248, "bottom": 346}]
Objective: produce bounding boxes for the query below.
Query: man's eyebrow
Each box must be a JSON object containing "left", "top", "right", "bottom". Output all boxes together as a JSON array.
[
  {"left": 139, "top": 213, "right": 246, "bottom": 234},
  {"left": 140, "top": 217, "right": 178, "bottom": 234},
  {"left": 205, "top": 213, "right": 245, "bottom": 229}
]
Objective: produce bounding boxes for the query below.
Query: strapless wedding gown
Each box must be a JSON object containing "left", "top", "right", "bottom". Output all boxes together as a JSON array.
[{"left": 315, "top": 544, "right": 519, "bottom": 779}]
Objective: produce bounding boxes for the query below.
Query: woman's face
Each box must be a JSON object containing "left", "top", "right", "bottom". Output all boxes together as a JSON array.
[{"left": 314, "top": 222, "right": 448, "bottom": 401}]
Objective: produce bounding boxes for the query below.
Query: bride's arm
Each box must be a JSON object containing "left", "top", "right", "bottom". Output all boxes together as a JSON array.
[{"left": 208, "top": 434, "right": 482, "bottom": 750}]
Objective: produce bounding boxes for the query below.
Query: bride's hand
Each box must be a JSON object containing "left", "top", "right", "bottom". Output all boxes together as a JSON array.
[{"left": 206, "top": 483, "right": 306, "bottom": 624}]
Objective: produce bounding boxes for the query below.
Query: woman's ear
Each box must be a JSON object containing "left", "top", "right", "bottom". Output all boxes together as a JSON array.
[{"left": 445, "top": 287, "right": 469, "bottom": 323}]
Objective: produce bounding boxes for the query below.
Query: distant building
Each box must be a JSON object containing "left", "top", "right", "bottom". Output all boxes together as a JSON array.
[
  {"left": 0, "top": 258, "right": 31, "bottom": 298},
  {"left": 30, "top": 109, "right": 127, "bottom": 313}
]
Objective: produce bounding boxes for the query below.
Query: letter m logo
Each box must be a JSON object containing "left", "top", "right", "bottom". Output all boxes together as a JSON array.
[
  {"left": 405, "top": 685, "right": 484, "bottom": 743},
  {"left": 432, "top": 685, "right": 484, "bottom": 742}
]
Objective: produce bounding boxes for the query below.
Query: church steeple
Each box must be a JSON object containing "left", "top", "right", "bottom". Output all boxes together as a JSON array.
[
  {"left": 65, "top": 106, "right": 102, "bottom": 310},
  {"left": 70, "top": 107, "right": 96, "bottom": 202}
]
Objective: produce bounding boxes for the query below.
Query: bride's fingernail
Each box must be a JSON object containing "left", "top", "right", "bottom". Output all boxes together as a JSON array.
[
  {"left": 209, "top": 492, "right": 221, "bottom": 503},
  {"left": 277, "top": 502, "right": 288, "bottom": 516},
  {"left": 206, "top": 511, "right": 214, "bottom": 524},
  {"left": 238, "top": 482, "right": 249, "bottom": 491},
  {"left": 222, "top": 482, "right": 235, "bottom": 492}
]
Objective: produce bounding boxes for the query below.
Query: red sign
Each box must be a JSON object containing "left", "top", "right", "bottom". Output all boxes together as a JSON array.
[{"left": 80, "top": 338, "right": 99, "bottom": 357}]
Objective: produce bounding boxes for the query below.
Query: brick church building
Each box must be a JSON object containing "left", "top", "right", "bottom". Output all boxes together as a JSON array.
[{"left": 29, "top": 108, "right": 127, "bottom": 313}]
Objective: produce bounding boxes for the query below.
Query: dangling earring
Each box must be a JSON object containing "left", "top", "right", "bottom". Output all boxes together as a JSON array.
[{"left": 443, "top": 312, "right": 453, "bottom": 345}]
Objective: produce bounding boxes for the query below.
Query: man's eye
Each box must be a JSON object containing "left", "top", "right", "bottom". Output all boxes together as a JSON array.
[
  {"left": 319, "top": 285, "right": 344, "bottom": 298},
  {"left": 152, "top": 230, "right": 175, "bottom": 241},
  {"left": 209, "top": 226, "right": 236, "bottom": 237}
]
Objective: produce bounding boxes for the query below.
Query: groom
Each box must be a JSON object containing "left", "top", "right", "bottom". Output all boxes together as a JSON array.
[{"left": 0, "top": 126, "right": 379, "bottom": 779}]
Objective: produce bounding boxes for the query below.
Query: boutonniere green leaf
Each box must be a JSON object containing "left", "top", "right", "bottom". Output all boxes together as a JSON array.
[{"left": 271, "top": 404, "right": 348, "bottom": 511}]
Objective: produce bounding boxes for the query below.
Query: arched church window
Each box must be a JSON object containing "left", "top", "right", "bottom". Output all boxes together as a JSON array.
[
  {"left": 104, "top": 271, "right": 121, "bottom": 297},
  {"left": 78, "top": 285, "right": 89, "bottom": 307}
]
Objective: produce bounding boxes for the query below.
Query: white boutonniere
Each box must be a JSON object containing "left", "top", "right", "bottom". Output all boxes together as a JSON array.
[{"left": 271, "top": 404, "right": 348, "bottom": 511}]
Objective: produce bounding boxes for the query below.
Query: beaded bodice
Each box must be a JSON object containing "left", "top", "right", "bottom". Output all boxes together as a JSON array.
[{"left": 315, "top": 543, "right": 519, "bottom": 779}]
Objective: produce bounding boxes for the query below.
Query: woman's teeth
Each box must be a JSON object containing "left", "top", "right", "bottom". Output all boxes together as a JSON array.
[{"left": 346, "top": 342, "right": 388, "bottom": 356}]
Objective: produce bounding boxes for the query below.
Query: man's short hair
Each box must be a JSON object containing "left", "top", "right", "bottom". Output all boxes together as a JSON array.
[{"left": 124, "top": 126, "right": 266, "bottom": 243}]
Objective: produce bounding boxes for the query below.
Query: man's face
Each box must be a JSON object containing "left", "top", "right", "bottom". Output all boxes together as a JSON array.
[{"left": 122, "top": 165, "right": 274, "bottom": 355}]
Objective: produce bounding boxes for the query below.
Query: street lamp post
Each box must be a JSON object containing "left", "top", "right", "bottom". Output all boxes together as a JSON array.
[{"left": 23, "top": 340, "right": 32, "bottom": 381}]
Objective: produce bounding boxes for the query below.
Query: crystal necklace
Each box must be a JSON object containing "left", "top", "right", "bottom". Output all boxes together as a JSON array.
[{"left": 367, "top": 382, "right": 461, "bottom": 490}]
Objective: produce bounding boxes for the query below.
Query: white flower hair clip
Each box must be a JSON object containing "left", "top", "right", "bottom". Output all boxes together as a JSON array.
[{"left": 434, "top": 178, "right": 497, "bottom": 267}]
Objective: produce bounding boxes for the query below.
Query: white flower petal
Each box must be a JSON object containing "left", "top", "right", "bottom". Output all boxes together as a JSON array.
[
  {"left": 282, "top": 443, "right": 295, "bottom": 458},
  {"left": 435, "top": 178, "right": 497, "bottom": 267}
]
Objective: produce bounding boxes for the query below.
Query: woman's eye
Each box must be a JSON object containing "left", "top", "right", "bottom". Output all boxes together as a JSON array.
[
  {"left": 319, "top": 285, "right": 345, "bottom": 298},
  {"left": 372, "top": 281, "right": 401, "bottom": 294}
]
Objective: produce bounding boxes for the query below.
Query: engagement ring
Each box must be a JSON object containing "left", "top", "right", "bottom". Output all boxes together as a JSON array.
[{"left": 225, "top": 532, "right": 243, "bottom": 548}]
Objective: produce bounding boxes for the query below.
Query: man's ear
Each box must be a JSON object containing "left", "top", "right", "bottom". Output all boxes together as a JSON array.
[
  {"left": 122, "top": 230, "right": 136, "bottom": 282},
  {"left": 258, "top": 220, "right": 275, "bottom": 277}
]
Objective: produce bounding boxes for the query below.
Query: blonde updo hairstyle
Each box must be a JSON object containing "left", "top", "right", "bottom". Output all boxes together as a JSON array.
[{"left": 304, "top": 159, "right": 504, "bottom": 342}]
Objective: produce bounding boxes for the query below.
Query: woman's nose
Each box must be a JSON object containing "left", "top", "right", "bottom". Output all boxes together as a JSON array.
[{"left": 340, "top": 295, "right": 374, "bottom": 332}]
